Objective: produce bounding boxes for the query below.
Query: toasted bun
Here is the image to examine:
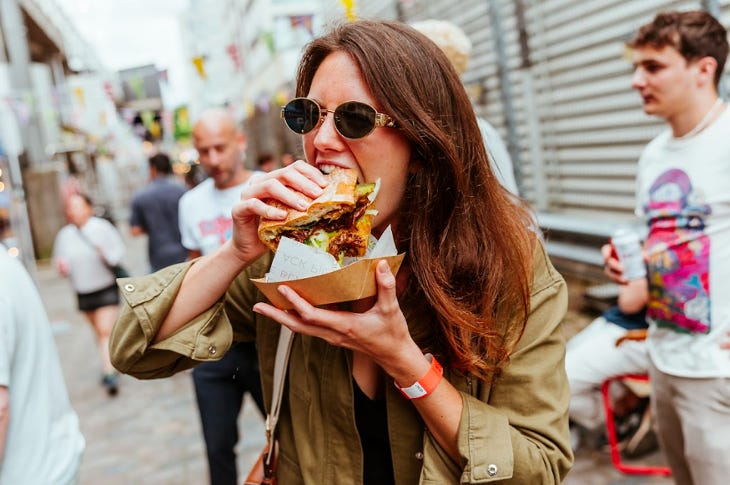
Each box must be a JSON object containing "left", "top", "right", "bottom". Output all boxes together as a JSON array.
[{"left": 258, "top": 168, "right": 359, "bottom": 251}]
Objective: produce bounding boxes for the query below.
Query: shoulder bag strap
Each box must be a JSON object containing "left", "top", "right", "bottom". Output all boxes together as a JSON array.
[
  {"left": 265, "top": 326, "right": 294, "bottom": 466},
  {"left": 75, "top": 225, "right": 115, "bottom": 270}
]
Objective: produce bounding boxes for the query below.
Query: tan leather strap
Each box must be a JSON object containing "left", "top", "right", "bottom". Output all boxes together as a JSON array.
[{"left": 264, "top": 326, "right": 294, "bottom": 467}]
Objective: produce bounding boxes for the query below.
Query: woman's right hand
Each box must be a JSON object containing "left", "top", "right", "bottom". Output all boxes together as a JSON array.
[{"left": 229, "top": 160, "right": 327, "bottom": 264}]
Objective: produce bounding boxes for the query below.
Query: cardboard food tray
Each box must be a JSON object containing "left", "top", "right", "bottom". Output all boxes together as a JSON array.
[{"left": 252, "top": 253, "right": 405, "bottom": 309}]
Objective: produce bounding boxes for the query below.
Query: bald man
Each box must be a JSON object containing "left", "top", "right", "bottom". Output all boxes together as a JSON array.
[{"left": 178, "top": 108, "right": 265, "bottom": 485}]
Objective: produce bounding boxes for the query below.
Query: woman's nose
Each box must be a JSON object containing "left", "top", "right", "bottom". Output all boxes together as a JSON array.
[{"left": 312, "top": 112, "right": 346, "bottom": 150}]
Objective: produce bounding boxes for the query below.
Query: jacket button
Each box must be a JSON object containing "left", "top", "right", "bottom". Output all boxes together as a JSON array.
[
  {"left": 208, "top": 345, "right": 217, "bottom": 355},
  {"left": 123, "top": 283, "right": 135, "bottom": 292},
  {"left": 487, "top": 464, "right": 498, "bottom": 476},
  {"left": 414, "top": 452, "right": 424, "bottom": 460}
]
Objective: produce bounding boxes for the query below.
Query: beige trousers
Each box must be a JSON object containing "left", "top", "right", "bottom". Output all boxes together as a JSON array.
[{"left": 649, "top": 360, "right": 730, "bottom": 485}]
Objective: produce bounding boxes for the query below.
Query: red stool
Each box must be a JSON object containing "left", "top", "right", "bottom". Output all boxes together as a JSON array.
[{"left": 601, "top": 374, "right": 671, "bottom": 476}]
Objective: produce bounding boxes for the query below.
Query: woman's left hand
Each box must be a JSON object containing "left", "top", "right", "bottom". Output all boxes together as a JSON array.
[{"left": 252, "top": 259, "right": 416, "bottom": 370}]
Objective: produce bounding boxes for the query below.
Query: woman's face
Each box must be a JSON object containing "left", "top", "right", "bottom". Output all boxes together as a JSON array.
[
  {"left": 303, "top": 51, "right": 412, "bottom": 235},
  {"left": 65, "top": 195, "right": 93, "bottom": 227}
]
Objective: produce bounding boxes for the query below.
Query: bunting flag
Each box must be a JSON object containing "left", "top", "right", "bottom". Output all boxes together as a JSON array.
[
  {"left": 226, "top": 44, "right": 243, "bottom": 72},
  {"left": 244, "top": 100, "right": 255, "bottom": 118},
  {"left": 174, "top": 105, "right": 192, "bottom": 141},
  {"left": 102, "top": 81, "right": 115, "bottom": 103},
  {"left": 273, "top": 89, "right": 289, "bottom": 107},
  {"left": 256, "top": 95, "right": 271, "bottom": 114},
  {"left": 6, "top": 97, "right": 30, "bottom": 125},
  {"left": 72, "top": 87, "right": 85, "bottom": 109},
  {"left": 261, "top": 32, "right": 275, "bottom": 55},
  {"left": 340, "top": 0, "right": 356, "bottom": 21},
  {"left": 290, "top": 15, "right": 314, "bottom": 37},
  {"left": 192, "top": 56, "right": 207, "bottom": 79},
  {"left": 3, "top": 93, "right": 35, "bottom": 125}
]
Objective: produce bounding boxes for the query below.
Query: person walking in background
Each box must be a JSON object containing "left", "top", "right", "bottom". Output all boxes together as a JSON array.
[
  {"left": 566, "top": 277, "right": 651, "bottom": 453},
  {"left": 184, "top": 162, "right": 207, "bottom": 189},
  {"left": 110, "top": 20, "right": 572, "bottom": 484},
  {"left": 177, "top": 108, "right": 265, "bottom": 485},
  {"left": 256, "top": 152, "right": 276, "bottom": 172},
  {"left": 0, "top": 244, "right": 86, "bottom": 485},
  {"left": 603, "top": 11, "right": 730, "bottom": 484},
  {"left": 280, "top": 151, "right": 295, "bottom": 167},
  {"left": 129, "top": 152, "right": 188, "bottom": 272},
  {"left": 411, "top": 19, "right": 520, "bottom": 195},
  {"left": 53, "top": 193, "right": 126, "bottom": 396}
]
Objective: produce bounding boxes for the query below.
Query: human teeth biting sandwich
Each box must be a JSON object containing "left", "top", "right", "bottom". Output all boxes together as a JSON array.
[{"left": 257, "top": 168, "right": 379, "bottom": 261}]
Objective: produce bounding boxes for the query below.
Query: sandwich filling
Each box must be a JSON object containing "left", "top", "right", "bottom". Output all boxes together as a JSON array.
[{"left": 258, "top": 168, "right": 379, "bottom": 261}]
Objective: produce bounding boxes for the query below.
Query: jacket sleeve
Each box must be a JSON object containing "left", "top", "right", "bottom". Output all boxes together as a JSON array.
[
  {"left": 423, "top": 244, "right": 573, "bottom": 484},
  {"left": 109, "top": 254, "right": 273, "bottom": 379},
  {"left": 108, "top": 261, "right": 233, "bottom": 379}
]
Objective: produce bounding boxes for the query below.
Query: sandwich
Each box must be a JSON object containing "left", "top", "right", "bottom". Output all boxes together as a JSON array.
[{"left": 258, "top": 168, "right": 379, "bottom": 261}]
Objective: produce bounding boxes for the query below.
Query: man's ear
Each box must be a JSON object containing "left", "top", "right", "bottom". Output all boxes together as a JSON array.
[
  {"left": 696, "top": 56, "right": 719, "bottom": 88},
  {"left": 237, "top": 131, "right": 247, "bottom": 151}
]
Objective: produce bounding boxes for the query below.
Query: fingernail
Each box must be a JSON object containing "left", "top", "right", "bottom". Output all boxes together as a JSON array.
[{"left": 378, "top": 260, "right": 389, "bottom": 273}]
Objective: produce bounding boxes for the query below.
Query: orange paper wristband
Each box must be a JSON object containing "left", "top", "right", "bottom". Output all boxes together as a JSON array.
[{"left": 395, "top": 353, "right": 443, "bottom": 400}]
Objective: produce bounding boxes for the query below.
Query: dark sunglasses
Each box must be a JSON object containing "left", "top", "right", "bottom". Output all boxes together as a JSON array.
[{"left": 280, "top": 97, "right": 397, "bottom": 139}]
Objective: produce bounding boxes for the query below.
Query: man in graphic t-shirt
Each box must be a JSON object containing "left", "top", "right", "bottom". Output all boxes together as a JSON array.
[
  {"left": 178, "top": 108, "right": 265, "bottom": 485},
  {"left": 602, "top": 11, "right": 730, "bottom": 484}
]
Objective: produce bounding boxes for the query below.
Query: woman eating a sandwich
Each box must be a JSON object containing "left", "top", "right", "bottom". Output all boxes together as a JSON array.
[{"left": 110, "top": 20, "right": 572, "bottom": 484}]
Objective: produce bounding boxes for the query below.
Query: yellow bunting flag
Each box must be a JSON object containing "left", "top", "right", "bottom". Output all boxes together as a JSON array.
[
  {"left": 244, "top": 100, "right": 255, "bottom": 118},
  {"left": 73, "top": 87, "right": 85, "bottom": 109},
  {"left": 340, "top": 0, "right": 356, "bottom": 21},
  {"left": 192, "top": 56, "right": 207, "bottom": 79}
]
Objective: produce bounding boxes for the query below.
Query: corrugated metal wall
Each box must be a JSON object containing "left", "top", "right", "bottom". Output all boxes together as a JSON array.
[
  {"left": 326, "top": 0, "right": 725, "bottom": 228},
  {"left": 524, "top": 0, "right": 704, "bottom": 221}
]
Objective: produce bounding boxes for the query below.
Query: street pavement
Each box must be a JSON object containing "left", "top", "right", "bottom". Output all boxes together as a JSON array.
[
  {"left": 40, "top": 228, "right": 265, "bottom": 485},
  {"left": 36, "top": 225, "right": 673, "bottom": 484}
]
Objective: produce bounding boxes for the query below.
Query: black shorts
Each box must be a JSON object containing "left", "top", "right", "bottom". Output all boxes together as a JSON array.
[{"left": 77, "top": 284, "right": 119, "bottom": 312}]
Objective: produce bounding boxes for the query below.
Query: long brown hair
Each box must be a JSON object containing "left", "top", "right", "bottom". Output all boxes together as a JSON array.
[{"left": 296, "top": 20, "right": 536, "bottom": 379}]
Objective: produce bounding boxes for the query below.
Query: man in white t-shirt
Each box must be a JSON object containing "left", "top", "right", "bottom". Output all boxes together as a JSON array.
[
  {"left": 0, "top": 245, "right": 85, "bottom": 485},
  {"left": 178, "top": 108, "right": 265, "bottom": 485},
  {"left": 602, "top": 11, "right": 730, "bottom": 484}
]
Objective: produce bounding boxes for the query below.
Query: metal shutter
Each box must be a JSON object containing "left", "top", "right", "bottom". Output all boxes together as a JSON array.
[{"left": 323, "top": 0, "right": 722, "bottom": 227}]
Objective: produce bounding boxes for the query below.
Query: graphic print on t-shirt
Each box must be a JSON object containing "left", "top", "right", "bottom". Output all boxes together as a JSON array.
[
  {"left": 197, "top": 216, "right": 233, "bottom": 252},
  {"left": 644, "top": 168, "right": 712, "bottom": 334}
]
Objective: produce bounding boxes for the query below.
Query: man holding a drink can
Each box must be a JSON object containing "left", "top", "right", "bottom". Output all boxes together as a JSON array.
[{"left": 602, "top": 11, "right": 730, "bottom": 484}]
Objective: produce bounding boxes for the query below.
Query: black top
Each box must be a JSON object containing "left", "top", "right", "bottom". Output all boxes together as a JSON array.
[{"left": 353, "top": 379, "right": 395, "bottom": 485}]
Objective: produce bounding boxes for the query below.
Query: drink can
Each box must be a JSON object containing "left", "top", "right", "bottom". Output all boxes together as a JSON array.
[{"left": 611, "top": 228, "right": 646, "bottom": 280}]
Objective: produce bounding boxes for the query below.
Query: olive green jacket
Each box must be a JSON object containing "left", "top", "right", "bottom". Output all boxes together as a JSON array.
[{"left": 109, "top": 243, "right": 573, "bottom": 484}]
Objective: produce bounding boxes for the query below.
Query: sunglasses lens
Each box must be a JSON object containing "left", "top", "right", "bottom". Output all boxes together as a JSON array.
[
  {"left": 282, "top": 98, "right": 320, "bottom": 134},
  {"left": 335, "top": 102, "right": 377, "bottom": 139}
]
